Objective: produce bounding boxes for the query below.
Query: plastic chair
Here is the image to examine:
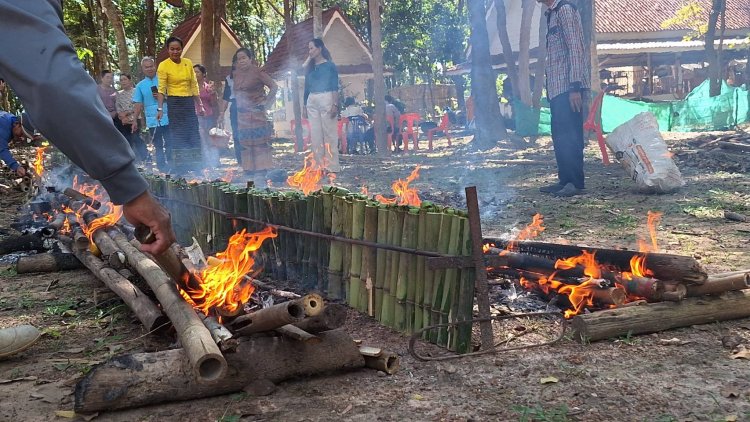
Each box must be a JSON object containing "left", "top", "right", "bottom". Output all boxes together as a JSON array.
[
  {"left": 583, "top": 91, "right": 610, "bottom": 165},
  {"left": 290, "top": 119, "right": 312, "bottom": 152},
  {"left": 337, "top": 117, "right": 349, "bottom": 154},
  {"left": 425, "top": 114, "right": 453, "bottom": 150},
  {"left": 399, "top": 113, "right": 420, "bottom": 151}
]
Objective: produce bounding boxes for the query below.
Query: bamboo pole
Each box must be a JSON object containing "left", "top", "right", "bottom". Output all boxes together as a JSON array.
[
  {"left": 444, "top": 214, "right": 463, "bottom": 350},
  {"left": 321, "top": 189, "right": 334, "bottom": 296},
  {"left": 430, "top": 213, "right": 452, "bottom": 343},
  {"left": 362, "top": 203, "right": 379, "bottom": 316},
  {"left": 341, "top": 196, "right": 353, "bottom": 302},
  {"left": 374, "top": 206, "right": 389, "bottom": 319},
  {"left": 422, "top": 212, "right": 441, "bottom": 338},
  {"left": 328, "top": 195, "right": 345, "bottom": 299},
  {"left": 348, "top": 198, "right": 366, "bottom": 311},
  {"left": 413, "top": 209, "right": 427, "bottom": 332},
  {"left": 455, "top": 217, "right": 474, "bottom": 353},
  {"left": 382, "top": 207, "right": 405, "bottom": 328},
  {"left": 395, "top": 208, "right": 417, "bottom": 332}
]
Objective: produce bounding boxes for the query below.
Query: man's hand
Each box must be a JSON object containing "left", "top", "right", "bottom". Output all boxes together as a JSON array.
[
  {"left": 569, "top": 91, "right": 583, "bottom": 113},
  {"left": 15, "top": 166, "right": 26, "bottom": 177},
  {"left": 122, "top": 191, "right": 176, "bottom": 255},
  {"left": 156, "top": 110, "right": 163, "bottom": 121}
]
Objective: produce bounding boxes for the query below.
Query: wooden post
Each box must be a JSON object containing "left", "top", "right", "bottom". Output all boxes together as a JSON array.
[{"left": 465, "top": 187, "right": 493, "bottom": 350}]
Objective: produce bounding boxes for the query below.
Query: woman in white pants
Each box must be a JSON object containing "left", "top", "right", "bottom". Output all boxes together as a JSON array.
[{"left": 303, "top": 38, "right": 341, "bottom": 173}]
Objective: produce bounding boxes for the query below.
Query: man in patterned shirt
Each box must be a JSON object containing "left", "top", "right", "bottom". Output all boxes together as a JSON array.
[{"left": 538, "top": 0, "right": 591, "bottom": 197}]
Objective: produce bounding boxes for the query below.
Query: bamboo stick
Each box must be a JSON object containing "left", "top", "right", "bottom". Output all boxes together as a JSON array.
[
  {"left": 231, "top": 301, "right": 306, "bottom": 336},
  {"left": 430, "top": 213, "right": 452, "bottom": 343},
  {"left": 413, "top": 209, "right": 427, "bottom": 333},
  {"left": 341, "top": 197, "right": 353, "bottom": 302}
]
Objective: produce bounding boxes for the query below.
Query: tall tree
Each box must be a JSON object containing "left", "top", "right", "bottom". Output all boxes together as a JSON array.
[
  {"left": 201, "top": 0, "right": 225, "bottom": 81},
  {"left": 468, "top": 0, "right": 506, "bottom": 148},
  {"left": 145, "top": 0, "right": 157, "bottom": 57},
  {"left": 285, "top": 0, "right": 304, "bottom": 149},
  {"left": 494, "top": 0, "right": 520, "bottom": 99},
  {"left": 312, "top": 0, "right": 322, "bottom": 38},
  {"left": 531, "top": 11, "right": 547, "bottom": 109},
  {"left": 516, "top": 0, "right": 535, "bottom": 106},
  {"left": 99, "top": 0, "right": 131, "bottom": 73},
  {"left": 705, "top": 0, "right": 727, "bottom": 97},
  {"left": 369, "top": 0, "right": 388, "bottom": 155}
]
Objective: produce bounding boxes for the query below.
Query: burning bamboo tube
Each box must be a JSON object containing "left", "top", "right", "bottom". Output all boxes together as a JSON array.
[
  {"left": 62, "top": 187, "right": 102, "bottom": 210},
  {"left": 348, "top": 197, "right": 366, "bottom": 311},
  {"left": 619, "top": 275, "right": 663, "bottom": 302},
  {"left": 429, "top": 213, "right": 452, "bottom": 343},
  {"left": 422, "top": 212, "right": 442, "bottom": 337},
  {"left": 231, "top": 301, "right": 306, "bottom": 336},
  {"left": 444, "top": 214, "right": 464, "bottom": 350},
  {"left": 374, "top": 205, "right": 389, "bottom": 319},
  {"left": 362, "top": 203, "right": 379, "bottom": 316},
  {"left": 687, "top": 271, "right": 750, "bottom": 296},
  {"left": 591, "top": 286, "right": 627, "bottom": 306},
  {"left": 109, "top": 230, "right": 227, "bottom": 383},
  {"left": 327, "top": 194, "right": 345, "bottom": 299},
  {"left": 454, "top": 218, "right": 475, "bottom": 354},
  {"left": 81, "top": 211, "right": 126, "bottom": 270}
]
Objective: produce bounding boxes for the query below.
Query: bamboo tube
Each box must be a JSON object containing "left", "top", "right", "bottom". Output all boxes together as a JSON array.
[
  {"left": 321, "top": 189, "right": 334, "bottom": 295},
  {"left": 422, "top": 212, "right": 442, "bottom": 338},
  {"left": 430, "top": 213, "right": 452, "bottom": 343},
  {"left": 688, "top": 271, "right": 750, "bottom": 296},
  {"left": 363, "top": 350, "right": 400, "bottom": 375},
  {"left": 348, "top": 198, "right": 366, "bottom": 311},
  {"left": 299, "top": 195, "right": 312, "bottom": 286},
  {"left": 382, "top": 208, "right": 405, "bottom": 328},
  {"left": 374, "top": 206, "right": 389, "bottom": 319},
  {"left": 455, "top": 218, "right": 474, "bottom": 354},
  {"left": 341, "top": 197, "right": 354, "bottom": 302},
  {"left": 444, "top": 215, "right": 463, "bottom": 350},
  {"left": 327, "top": 195, "right": 345, "bottom": 299},
  {"left": 109, "top": 230, "right": 227, "bottom": 383},
  {"left": 294, "top": 293, "right": 325, "bottom": 317},
  {"left": 413, "top": 210, "right": 427, "bottom": 332},
  {"left": 310, "top": 193, "right": 324, "bottom": 291},
  {"left": 395, "top": 208, "right": 417, "bottom": 332},
  {"left": 362, "top": 203, "right": 379, "bottom": 316},
  {"left": 231, "top": 301, "right": 306, "bottom": 336}
]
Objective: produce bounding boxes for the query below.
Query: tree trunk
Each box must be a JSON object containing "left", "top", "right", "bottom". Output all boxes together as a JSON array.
[
  {"left": 312, "top": 0, "right": 323, "bottom": 38},
  {"left": 516, "top": 0, "right": 535, "bottom": 106},
  {"left": 145, "top": 0, "right": 156, "bottom": 57},
  {"left": 494, "top": 0, "right": 520, "bottom": 100},
  {"left": 469, "top": 0, "right": 507, "bottom": 149},
  {"left": 98, "top": 0, "right": 131, "bottom": 73},
  {"left": 201, "top": 0, "right": 217, "bottom": 78},
  {"left": 285, "top": 0, "right": 304, "bottom": 149},
  {"left": 369, "top": 0, "right": 389, "bottom": 155},
  {"left": 531, "top": 11, "right": 547, "bottom": 109},
  {"left": 88, "top": 0, "right": 109, "bottom": 76},
  {"left": 571, "top": 289, "right": 750, "bottom": 342},
  {"left": 705, "top": 0, "right": 726, "bottom": 97},
  {"left": 74, "top": 330, "right": 365, "bottom": 413}
]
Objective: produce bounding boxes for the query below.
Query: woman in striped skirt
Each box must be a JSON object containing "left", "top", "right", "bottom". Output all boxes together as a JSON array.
[{"left": 156, "top": 36, "right": 204, "bottom": 174}]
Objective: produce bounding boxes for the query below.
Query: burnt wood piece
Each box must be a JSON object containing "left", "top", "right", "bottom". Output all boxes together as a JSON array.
[
  {"left": 16, "top": 252, "right": 84, "bottom": 273},
  {"left": 73, "top": 329, "right": 365, "bottom": 413},
  {"left": 0, "top": 233, "right": 45, "bottom": 255},
  {"left": 292, "top": 303, "right": 348, "bottom": 333},
  {"left": 63, "top": 187, "right": 102, "bottom": 210},
  {"left": 107, "top": 229, "right": 227, "bottom": 384},
  {"left": 72, "top": 248, "right": 168, "bottom": 332},
  {"left": 482, "top": 239, "right": 708, "bottom": 284},
  {"left": 724, "top": 210, "right": 749, "bottom": 223},
  {"left": 570, "top": 289, "right": 750, "bottom": 342}
]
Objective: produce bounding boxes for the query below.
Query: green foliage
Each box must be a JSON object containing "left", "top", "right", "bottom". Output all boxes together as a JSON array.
[
  {"left": 512, "top": 404, "right": 570, "bottom": 422},
  {"left": 660, "top": 1, "right": 708, "bottom": 41}
]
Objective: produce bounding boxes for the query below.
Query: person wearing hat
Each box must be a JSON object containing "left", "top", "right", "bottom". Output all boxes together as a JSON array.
[
  {"left": 0, "top": 0, "right": 177, "bottom": 359},
  {"left": 0, "top": 111, "right": 34, "bottom": 177}
]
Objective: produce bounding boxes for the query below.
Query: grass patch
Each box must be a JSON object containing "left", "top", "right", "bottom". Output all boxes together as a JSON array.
[{"left": 513, "top": 404, "right": 570, "bottom": 422}]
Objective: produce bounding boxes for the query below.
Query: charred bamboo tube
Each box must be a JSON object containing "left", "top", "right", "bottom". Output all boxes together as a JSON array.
[
  {"left": 294, "top": 293, "right": 325, "bottom": 316},
  {"left": 108, "top": 229, "right": 227, "bottom": 383},
  {"left": 47, "top": 212, "right": 67, "bottom": 231},
  {"left": 362, "top": 350, "right": 400, "bottom": 375},
  {"left": 348, "top": 198, "right": 366, "bottom": 310},
  {"left": 231, "top": 301, "right": 306, "bottom": 336},
  {"left": 571, "top": 290, "right": 750, "bottom": 342},
  {"left": 72, "top": 248, "right": 168, "bottom": 333},
  {"left": 0, "top": 233, "right": 45, "bottom": 255},
  {"left": 63, "top": 187, "right": 101, "bottom": 210},
  {"left": 374, "top": 206, "right": 389, "bottom": 318},
  {"left": 275, "top": 325, "right": 321, "bottom": 343},
  {"left": 619, "top": 276, "right": 663, "bottom": 301},
  {"left": 16, "top": 252, "right": 84, "bottom": 273},
  {"left": 74, "top": 330, "right": 365, "bottom": 413},
  {"left": 292, "top": 303, "right": 347, "bottom": 333},
  {"left": 687, "top": 272, "right": 750, "bottom": 296}
]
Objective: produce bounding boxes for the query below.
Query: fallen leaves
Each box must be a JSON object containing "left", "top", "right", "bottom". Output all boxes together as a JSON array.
[{"left": 540, "top": 376, "right": 559, "bottom": 384}]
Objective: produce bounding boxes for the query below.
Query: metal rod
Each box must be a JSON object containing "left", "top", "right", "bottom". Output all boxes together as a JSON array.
[
  {"left": 464, "top": 187, "right": 494, "bottom": 351},
  {"left": 156, "top": 195, "right": 457, "bottom": 259}
]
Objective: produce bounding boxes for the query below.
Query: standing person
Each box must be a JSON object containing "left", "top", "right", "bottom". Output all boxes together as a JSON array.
[
  {"left": 0, "top": 0, "right": 177, "bottom": 360},
  {"left": 156, "top": 36, "right": 204, "bottom": 174},
  {"left": 133, "top": 56, "right": 170, "bottom": 171},
  {"left": 303, "top": 38, "right": 340, "bottom": 174},
  {"left": 231, "top": 48, "right": 277, "bottom": 174},
  {"left": 97, "top": 70, "right": 118, "bottom": 125},
  {"left": 115, "top": 73, "right": 148, "bottom": 162},
  {"left": 537, "top": 0, "right": 591, "bottom": 197},
  {"left": 0, "top": 111, "right": 29, "bottom": 176},
  {"left": 385, "top": 95, "right": 402, "bottom": 151},
  {"left": 218, "top": 65, "right": 240, "bottom": 165},
  {"left": 193, "top": 64, "right": 219, "bottom": 166}
]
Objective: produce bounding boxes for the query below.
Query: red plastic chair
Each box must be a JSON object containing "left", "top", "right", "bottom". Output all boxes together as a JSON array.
[
  {"left": 583, "top": 91, "right": 610, "bottom": 165},
  {"left": 399, "top": 113, "right": 420, "bottom": 151},
  {"left": 290, "top": 119, "right": 312, "bottom": 152},
  {"left": 337, "top": 117, "right": 349, "bottom": 154},
  {"left": 425, "top": 114, "right": 452, "bottom": 150}
]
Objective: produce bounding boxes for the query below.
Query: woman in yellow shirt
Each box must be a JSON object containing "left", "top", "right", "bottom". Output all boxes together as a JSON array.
[{"left": 156, "top": 36, "right": 204, "bottom": 174}]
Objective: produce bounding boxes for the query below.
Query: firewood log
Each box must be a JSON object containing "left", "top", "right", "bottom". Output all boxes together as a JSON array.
[
  {"left": 63, "top": 187, "right": 101, "bottom": 209},
  {"left": 73, "top": 330, "right": 365, "bottom": 413},
  {"left": 571, "top": 289, "right": 750, "bottom": 342},
  {"left": 16, "top": 252, "right": 84, "bottom": 273},
  {"left": 107, "top": 229, "right": 227, "bottom": 383},
  {"left": 687, "top": 271, "right": 750, "bottom": 296},
  {"left": 0, "top": 233, "right": 45, "bottom": 255}
]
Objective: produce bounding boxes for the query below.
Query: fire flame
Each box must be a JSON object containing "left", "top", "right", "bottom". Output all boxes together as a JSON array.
[
  {"left": 72, "top": 175, "right": 103, "bottom": 200},
  {"left": 374, "top": 165, "right": 422, "bottom": 206},
  {"left": 82, "top": 205, "right": 123, "bottom": 242},
  {"left": 60, "top": 218, "right": 71, "bottom": 235},
  {"left": 220, "top": 169, "right": 236, "bottom": 183},
  {"left": 33, "top": 147, "right": 46, "bottom": 177},
  {"left": 183, "top": 227, "right": 277, "bottom": 315},
  {"left": 361, "top": 185, "right": 369, "bottom": 196},
  {"left": 287, "top": 152, "right": 326, "bottom": 195}
]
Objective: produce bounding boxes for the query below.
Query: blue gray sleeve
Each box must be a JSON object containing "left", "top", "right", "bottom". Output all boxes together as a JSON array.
[
  {"left": 0, "top": 0, "right": 148, "bottom": 205},
  {"left": 0, "top": 137, "right": 18, "bottom": 171},
  {"left": 328, "top": 63, "right": 339, "bottom": 93}
]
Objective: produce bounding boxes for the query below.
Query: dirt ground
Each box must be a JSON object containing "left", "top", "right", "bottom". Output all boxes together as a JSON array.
[{"left": 1, "top": 130, "right": 749, "bottom": 422}]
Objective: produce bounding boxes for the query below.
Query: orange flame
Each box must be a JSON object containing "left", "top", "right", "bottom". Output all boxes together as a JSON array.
[
  {"left": 287, "top": 152, "right": 325, "bottom": 195},
  {"left": 360, "top": 185, "right": 369, "bottom": 196},
  {"left": 82, "top": 205, "right": 123, "bottom": 242},
  {"left": 33, "top": 147, "right": 46, "bottom": 177},
  {"left": 505, "top": 214, "right": 545, "bottom": 252},
  {"left": 72, "top": 175, "right": 104, "bottom": 201},
  {"left": 183, "top": 227, "right": 277, "bottom": 315},
  {"left": 374, "top": 165, "right": 422, "bottom": 206},
  {"left": 555, "top": 250, "right": 601, "bottom": 279},
  {"left": 220, "top": 169, "right": 236, "bottom": 183},
  {"left": 60, "top": 218, "right": 71, "bottom": 235}
]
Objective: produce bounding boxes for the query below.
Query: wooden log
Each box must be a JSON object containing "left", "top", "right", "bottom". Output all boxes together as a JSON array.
[
  {"left": 483, "top": 239, "right": 708, "bottom": 284},
  {"left": 16, "top": 252, "right": 84, "bottom": 273},
  {"left": 570, "top": 289, "right": 750, "bottom": 342},
  {"left": 74, "top": 330, "right": 365, "bottom": 413},
  {"left": 108, "top": 229, "right": 227, "bottom": 383},
  {"left": 724, "top": 210, "right": 749, "bottom": 222},
  {"left": 0, "top": 233, "right": 45, "bottom": 255},
  {"left": 231, "top": 301, "right": 305, "bottom": 336},
  {"left": 293, "top": 303, "right": 347, "bottom": 333},
  {"left": 275, "top": 325, "right": 321, "bottom": 343},
  {"left": 63, "top": 187, "right": 102, "bottom": 209},
  {"left": 718, "top": 141, "right": 750, "bottom": 153},
  {"left": 82, "top": 211, "right": 125, "bottom": 270},
  {"left": 687, "top": 271, "right": 750, "bottom": 296},
  {"left": 72, "top": 248, "right": 168, "bottom": 333}
]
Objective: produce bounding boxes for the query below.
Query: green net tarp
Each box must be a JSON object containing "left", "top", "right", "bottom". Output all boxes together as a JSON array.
[{"left": 513, "top": 80, "right": 750, "bottom": 136}]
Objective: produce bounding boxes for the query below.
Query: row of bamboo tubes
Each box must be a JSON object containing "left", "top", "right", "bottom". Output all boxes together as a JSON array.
[{"left": 145, "top": 175, "right": 476, "bottom": 352}]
